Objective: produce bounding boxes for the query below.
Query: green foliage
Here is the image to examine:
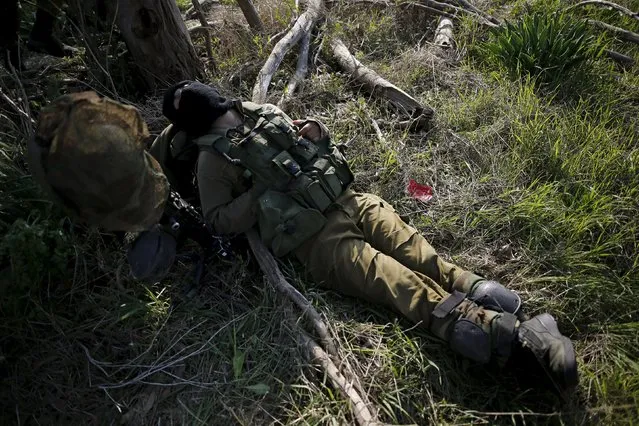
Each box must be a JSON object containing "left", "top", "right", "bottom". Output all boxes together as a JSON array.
[
  {"left": 0, "top": 218, "right": 73, "bottom": 290},
  {"left": 483, "top": 13, "right": 603, "bottom": 87}
]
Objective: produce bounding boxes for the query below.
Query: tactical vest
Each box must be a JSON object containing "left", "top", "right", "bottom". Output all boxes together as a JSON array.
[{"left": 194, "top": 101, "right": 353, "bottom": 256}]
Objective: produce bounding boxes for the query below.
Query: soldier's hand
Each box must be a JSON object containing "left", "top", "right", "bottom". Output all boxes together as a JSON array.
[{"left": 293, "top": 120, "right": 322, "bottom": 142}]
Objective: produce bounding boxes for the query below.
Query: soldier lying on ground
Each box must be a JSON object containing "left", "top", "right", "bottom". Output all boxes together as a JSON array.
[{"left": 28, "top": 87, "right": 578, "bottom": 394}]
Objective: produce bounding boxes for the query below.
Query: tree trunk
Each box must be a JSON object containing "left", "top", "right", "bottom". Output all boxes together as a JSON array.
[
  {"left": 114, "top": 0, "right": 204, "bottom": 91},
  {"left": 236, "top": 0, "right": 265, "bottom": 32}
]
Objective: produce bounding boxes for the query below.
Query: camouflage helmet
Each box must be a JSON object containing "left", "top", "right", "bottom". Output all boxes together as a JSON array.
[{"left": 28, "top": 92, "right": 169, "bottom": 231}]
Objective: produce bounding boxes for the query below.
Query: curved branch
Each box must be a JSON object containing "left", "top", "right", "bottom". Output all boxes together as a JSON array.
[
  {"left": 252, "top": 0, "right": 324, "bottom": 103},
  {"left": 245, "top": 229, "right": 338, "bottom": 357},
  {"left": 567, "top": 1, "right": 639, "bottom": 21}
]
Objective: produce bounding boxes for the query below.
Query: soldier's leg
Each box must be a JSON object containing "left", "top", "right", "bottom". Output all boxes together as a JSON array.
[
  {"left": 346, "top": 191, "right": 521, "bottom": 315},
  {"left": 294, "top": 207, "right": 448, "bottom": 326},
  {"left": 0, "top": 0, "right": 20, "bottom": 69},
  {"left": 294, "top": 209, "right": 577, "bottom": 390}
]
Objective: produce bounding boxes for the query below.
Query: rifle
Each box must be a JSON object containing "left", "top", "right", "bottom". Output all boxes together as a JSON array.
[{"left": 161, "top": 189, "right": 233, "bottom": 261}]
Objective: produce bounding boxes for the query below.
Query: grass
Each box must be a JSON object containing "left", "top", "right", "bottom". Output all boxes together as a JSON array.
[{"left": 1, "top": 0, "right": 639, "bottom": 424}]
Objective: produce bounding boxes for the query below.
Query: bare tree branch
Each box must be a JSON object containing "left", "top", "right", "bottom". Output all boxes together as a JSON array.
[
  {"left": 454, "top": 0, "right": 501, "bottom": 26},
  {"left": 278, "top": 33, "right": 311, "bottom": 108},
  {"left": 252, "top": 0, "right": 324, "bottom": 103},
  {"left": 328, "top": 37, "right": 434, "bottom": 120},
  {"left": 567, "top": 1, "right": 639, "bottom": 21},
  {"left": 245, "top": 229, "right": 338, "bottom": 357},
  {"left": 605, "top": 48, "right": 635, "bottom": 67},
  {"left": 297, "top": 330, "right": 378, "bottom": 426}
]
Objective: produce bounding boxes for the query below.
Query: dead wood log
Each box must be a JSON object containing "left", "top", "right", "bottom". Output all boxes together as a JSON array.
[
  {"left": 190, "top": 0, "right": 217, "bottom": 71},
  {"left": 567, "top": 1, "right": 639, "bottom": 21},
  {"left": 434, "top": 17, "right": 454, "bottom": 48},
  {"left": 328, "top": 37, "right": 434, "bottom": 121},
  {"left": 605, "top": 49, "right": 635, "bottom": 67},
  {"left": 252, "top": 0, "right": 324, "bottom": 103},
  {"left": 278, "top": 32, "right": 311, "bottom": 107},
  {"left": 588, "top": 19, "right": 639, "bottom": 44},
  {"left": 237, "top": 0, "right": 265, "bottom": 32},
  {"left": 297, "top": 330, "right": 378, "bottom": 426}
]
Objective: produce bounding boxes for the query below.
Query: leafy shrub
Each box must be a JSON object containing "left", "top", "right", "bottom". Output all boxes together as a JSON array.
[
  {"left": 1, "top": 219, "right": 73, "bottom": 291},
  {"left": 483, "top": 13, "right": 602, "bottom": 87}
]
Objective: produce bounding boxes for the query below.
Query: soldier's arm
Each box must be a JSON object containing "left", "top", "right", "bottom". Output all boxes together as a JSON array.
[{"left": 196, "top": 149, "right": 264, "bottom": 235}]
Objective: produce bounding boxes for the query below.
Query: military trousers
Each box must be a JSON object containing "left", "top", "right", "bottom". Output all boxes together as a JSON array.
[{"left": 294, "top": 190, "right": 483, "bottom": 328}]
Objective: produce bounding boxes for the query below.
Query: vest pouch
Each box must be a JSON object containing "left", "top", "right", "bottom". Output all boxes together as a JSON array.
[
  {"left": 257, "top": 190, "right": 327, "bottom": 257},
  {"left": 322, "top": 166, "right": 343, "bottom": 198},
  {"left": 261, "top": 117, "right": 296, "bottom": 150},
  {"left": 289, "top": 138, "right": 319, "bottom": 163},
  {"left": 327, "top": 147, "right": 354, "bottom": 187}
]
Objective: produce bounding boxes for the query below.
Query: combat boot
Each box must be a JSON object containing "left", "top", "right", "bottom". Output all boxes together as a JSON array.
[
  {"left": 430, "top": 291, "right": 578, "bottom": 391},
  {"left": 27, "top": 8, "right": 77, "bottom": 57},
  {"left": 516, "top": 313, "right": 578, "bottom": 391}
]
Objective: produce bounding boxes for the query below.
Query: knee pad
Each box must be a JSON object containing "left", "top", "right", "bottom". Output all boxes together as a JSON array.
[{"left": 469, "top": 280, "right": 521, "bottom": 314}]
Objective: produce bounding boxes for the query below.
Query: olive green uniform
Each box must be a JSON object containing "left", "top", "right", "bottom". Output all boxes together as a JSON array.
[{"left": 151, "top": 125, "right": 485, "bottom": 330}]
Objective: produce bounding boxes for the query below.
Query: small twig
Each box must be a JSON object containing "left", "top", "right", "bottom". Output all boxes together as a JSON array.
[
  {"left": 588, "top": 19, "right": 639, "bottom": 44},
  {"left": 567, "top": 1, "right": 639, "bottom": 21}
]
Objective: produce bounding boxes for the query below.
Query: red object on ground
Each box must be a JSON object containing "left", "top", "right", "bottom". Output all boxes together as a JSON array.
[{"left": 406, "top": 179, "right": 433, "bottom": 202}]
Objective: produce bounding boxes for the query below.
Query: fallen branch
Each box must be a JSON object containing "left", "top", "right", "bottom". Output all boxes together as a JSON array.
[
  {"left": 297, "top": 329, "right": 378, "bottom": 426},
  {"left": 252, "top": 0, "right": 324, "bottom": 103},
  {"left": 433, "top": 17, "right": 454, "bottom": 48},
  {"left": 588, "top": 19, "right": 639, "bottom": 44},
  {"left": 567, "top": 1, "right": 639, "bottom": 21},
  {"left": 454, "top": 0, "right": 500, "bottom": 26},
  {"left": 278, "top": 32, "right": 311, "bottom": 108},
  {"left": 245, "top": 229, "right": 338, "bottom": 357},
  {"left": 605, "top": 48, "right": 635, "bottom": 67},
  {"left": 328, "top": 37, "right": 434, "bottom": 121},
  {"left": 333, "top": 0, "right": 458, "bottom": 19},
  {"left": 190, "top": 0, "right": 217, "bottom": 71}
]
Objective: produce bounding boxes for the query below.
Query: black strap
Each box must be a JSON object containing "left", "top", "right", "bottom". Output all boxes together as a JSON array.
[{"left": 433, "top": 290, "right": 466, "bottom": 319}]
